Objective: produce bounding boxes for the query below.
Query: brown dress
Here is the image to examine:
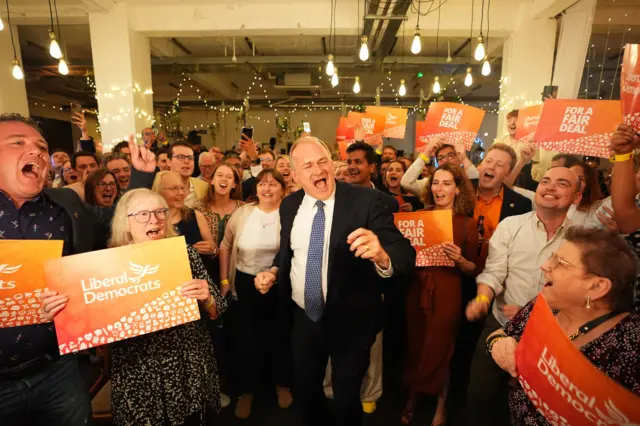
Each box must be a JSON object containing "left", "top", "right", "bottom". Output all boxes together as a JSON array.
[{"left": 404, "top": 213, "right": 479, "bottom": 394}]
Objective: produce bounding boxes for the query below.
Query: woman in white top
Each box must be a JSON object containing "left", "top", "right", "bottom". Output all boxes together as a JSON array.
[
  {"left": 218, "top": 169, "right": 293, "bottom": 419},
  {"left": 568, "top": 162, "right": 617, "bottom": 231}
]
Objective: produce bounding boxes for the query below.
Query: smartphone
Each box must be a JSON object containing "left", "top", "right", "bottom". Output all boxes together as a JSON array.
[
  {"left": 70, "top": 103, "right": 83, "bottom": 117},
  {"left": 303, "top": 122, "right": 311, "bottom": 133},
  {"left": 542, "top": 86, "right": 558, "bottom": 101},
  {"left": 241, "top": 126, "right": 253, "bottom": 140}
]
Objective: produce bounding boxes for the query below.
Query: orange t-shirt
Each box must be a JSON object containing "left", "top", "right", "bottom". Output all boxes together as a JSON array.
[{"left": 473, "top": 188, "right": 504, "bottom": 241}]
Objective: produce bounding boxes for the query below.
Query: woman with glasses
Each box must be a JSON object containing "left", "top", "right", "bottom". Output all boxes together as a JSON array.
[
  {"left": 402, "top": 164, "right": 479, "bottom": 426},
  {"left": 152, "top": 171, "right": 216, "bottom": 261},
  {"left": 488, "top": 227, "right": 640, "bottom": 425},
  {"left": 40, "top": 188, "right": 227, "bottom": 426},
  {"left": 84, "top": 168, "right": 118, "bottom": 207}
]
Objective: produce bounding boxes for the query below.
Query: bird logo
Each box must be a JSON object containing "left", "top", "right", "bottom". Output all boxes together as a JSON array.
[
  {"left": 595, "top": 399, "right": 637, "bottom": 425},
  {"left": 0, "top": 264, "right": 21, "bottom": 274},
  {"left": 128, "top": 262, "right": 160, "bottom": 284},
  {"left": 386, "top": 112, "right": 398, "bottom": 125}
]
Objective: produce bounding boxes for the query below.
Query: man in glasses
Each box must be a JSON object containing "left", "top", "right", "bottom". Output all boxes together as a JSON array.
[
  {"left": 158, "top": 141, "right": 209, "bottom": 208},
  {"left": 462, "top": 166, "right": 582, "bottom": 426}
]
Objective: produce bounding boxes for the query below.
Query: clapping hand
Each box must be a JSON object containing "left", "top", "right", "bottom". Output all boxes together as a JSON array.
[{"left": 128, "top": 134, "right": 157, "bottom": 173}]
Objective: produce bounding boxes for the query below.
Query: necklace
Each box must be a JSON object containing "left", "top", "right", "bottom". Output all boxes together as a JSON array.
[
  {"left": 258, "top": 209, "right": 277, "bottom": 228},
  {"left": 568, "top": 311, "right": 620, "bottom": 341}
]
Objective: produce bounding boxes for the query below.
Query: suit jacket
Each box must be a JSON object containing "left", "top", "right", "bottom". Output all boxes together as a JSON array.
[
  {"left": 471, "top": 180, "right": 532, "bottom": 221},
  {"left": 276, "top": 181, "right": 416, "bottom": 351}
]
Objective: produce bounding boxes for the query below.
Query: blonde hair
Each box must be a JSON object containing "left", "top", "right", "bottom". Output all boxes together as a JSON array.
[
  {"left": 151, "top": 170, "right": 190, "bottom": 220},
  {"left": 275, "top": 154, "right": 291, "bottom": 166},
  {"left": 333, "top": 161, "right": 347, "bottom": 173},
  {"left": 108, "top": 189, "right": 176, "bottom": 248},
  {"left": 289, "top": 136, "right": 332, "bottom": 170}
]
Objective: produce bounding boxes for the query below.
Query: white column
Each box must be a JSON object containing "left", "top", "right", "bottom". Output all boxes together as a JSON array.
[
  {"left": 0, "top": 23, "right": 28, "bottom": 116},
  {"left": 497, "top": 17, "right": 557, "bottom": 134},
  {"left": 89, "top": 2, "right": 154, "bottom": 151}
]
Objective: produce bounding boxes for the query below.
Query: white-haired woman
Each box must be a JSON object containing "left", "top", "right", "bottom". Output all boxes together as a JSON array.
[{"left": 42, "top": 188, "right": 227, "bottom": 426}]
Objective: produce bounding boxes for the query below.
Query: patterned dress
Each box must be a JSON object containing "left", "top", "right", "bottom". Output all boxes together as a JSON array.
[
  {"left": 503, "top": 299, "right": 640, "bottom": 425},
  {"left": 623, "top": 230, "right": 640, "bottom": 313},
  {"left": 194, "top": 199, "right": 244, "bottom": 246},
  {"left": 110, "top": 245, "right": 228, "bottom": 426}
]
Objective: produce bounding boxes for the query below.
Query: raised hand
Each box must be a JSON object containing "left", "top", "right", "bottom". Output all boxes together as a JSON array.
[
  {"left": 347, "top": 228, "right": 390, "bottom": 269},
  {"left": 128, "top": 134, "right": 157, "bottom": 173}
]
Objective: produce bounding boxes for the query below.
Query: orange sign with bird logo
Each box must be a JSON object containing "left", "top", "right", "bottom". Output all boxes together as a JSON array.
[
  {"left": 0, "top": 240, "right": 64, "bottom": 328},
  {"left": 394, "top": 210, "right": 454, "bottom": 267},
  {"left": 44, "top": 237, "right": 199, "bottom": 355}
]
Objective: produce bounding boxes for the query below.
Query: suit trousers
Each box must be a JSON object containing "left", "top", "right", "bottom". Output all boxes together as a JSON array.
[
  {"left": 323, "top": 330, "right": 383, "bottom": 403},
  {"left": 464, "top": 314, "right": 511, "bottom": 426},
  {"left": 291, "top": 307, "right": 373, "bottom": 426}
]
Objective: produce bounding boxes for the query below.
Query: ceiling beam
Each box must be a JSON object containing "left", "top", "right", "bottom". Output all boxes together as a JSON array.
[
  {"left": 151, "top": 55, "right": 483, "bottom": 66},
  {"left": 79, "top": 0, "right": 116, "bottom": 14},
  {"left": 360, "top": 0, "right": 381, "bottom": 37},
  {"left": 373, "top": 0, "right": 413, "bottom": 70}
]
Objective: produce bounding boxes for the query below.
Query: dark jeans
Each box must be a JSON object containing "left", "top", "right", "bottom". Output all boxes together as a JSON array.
[
  {"left": 464, "top": 314, "right": 511, "bottom": 426},
  {"left": 229, "top": 270, "right": 290, "bottom": 394},
  {"left": 0, "top": 355, "right": 92, "bottom": 426}
]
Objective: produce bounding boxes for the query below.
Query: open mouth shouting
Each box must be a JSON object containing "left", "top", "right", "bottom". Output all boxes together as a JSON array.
[
  {"left": 482, "top": 171, "right": 496, "bottom": 182},
  {"left": 434, "top": 193, "right": 447, "bottom": 202},
  {"left": 21, "top": 161, "right": 44, "bottom": 180},
  {"left": 146, "top": 227, "right": 164, "bottom": 240},
  {"left": 313, "top": 176, "right": 328, "bottom": 190},
  {"left": 102, "top": 191, "right": 115, "bottom": 203},
  {"left": 388, "top": 175, "right": 399, "bottom": 184}
]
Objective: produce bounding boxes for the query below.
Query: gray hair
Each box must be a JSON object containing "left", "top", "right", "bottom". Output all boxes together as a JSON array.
[
  {"left": 198, "top": 152, "right": 215, "bottom": 167},
  {"left": 108, "top": 189, "right": 176, "bottom": 248},
  {"left": 289, "top": 136, "right": 332, "bottom": 171}
]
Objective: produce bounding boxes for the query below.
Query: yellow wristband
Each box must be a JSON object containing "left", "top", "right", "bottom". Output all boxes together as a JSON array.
[
  {"left": 220, "top": 279, "right": 229, "bottom": 286},
  {"left": 419, "top": 153, "right": 431, "bottom": 164},
  {"left": 204, "top": 296, "right": 214, "bottom": 309},
  {"left": 476, "top": 294, "right": 490, "bottom": 306},
  {"left": 376, "top": 148, "right": 382, "bottom": 155},
  {"left": 610, "top": 152, "right": 634, "bottom": 163}
]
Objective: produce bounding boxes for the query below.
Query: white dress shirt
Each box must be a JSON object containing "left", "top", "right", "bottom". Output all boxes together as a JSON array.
[
  {"left": 289, "top": 189, "right": 393, "bottom": 309},
  {"left": 476, "top": 211, "right": 572, "bottom": 326}
]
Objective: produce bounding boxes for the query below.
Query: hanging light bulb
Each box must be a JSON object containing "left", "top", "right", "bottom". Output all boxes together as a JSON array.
[
  {"left": 411, "top": 27, "right": 422, "bottom": 54},
  {"left": 482, "top": 58, "right": 491, "bottom": 76},
  {"left": 232, "top": 38, "right": 237, "bottom": 62},
  {"left": 0, "top": 17, "right": 4, "bottom": 31},
  {"left": 399, "top": 79, "right": 407, "bottom": 96},
  {"left": 353, "top": 76, "right": 361, "bottom": 94},
  {"left": 12, "top": 58, "right": 23, "bottom": 80},
  {"left": 58, "top": 58, "right": 69, "bottom": 75},
  {"left": 464, "top": 67, "right": 473, "bottom": 87},
  {"left": 446, "top": 40, "right": 452, "bottom": 62},
  {"left": 359, "top": 36, "right": 369, "bottom": 61},
  {"left": 326, "top": 54, "right": 335, "bottom": 76},
  {"left": 49, "top": 31, "right": 62, "bottom": 59},
  {"left": 474, "top": 35, "right": 485, "bottom": 62},
  {"left": 432, "top": 76, "right": 441, "bottom": 94},
  {"left": 331, "top": 68, "right": 339, "bottom": 87}
]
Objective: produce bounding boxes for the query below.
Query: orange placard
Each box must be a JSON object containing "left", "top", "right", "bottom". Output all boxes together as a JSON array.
[
  {"left": 515, "top": 104, "right": 543, "bottom": 142},
  {"left": 45, "top": 237, "right": 199, "bottom": 355},
  {"left": 0, "top": 240, "right": 64, "bottom": 328},
  {"left": 621, "top": 43, "right": 640, "bottom": 133},
  {"left": 516, "top": 295, "right": 640, "bottom": 424},
  {"left": 347, "top": 111, "right": 384, "bottom": 146},
  {"left": 366, "top": 106, "right": 408, "bottom": 139},
  {"left": 419, "top": 102, "right": 485, "bottom": 152},
  {"left": 336, "top": 117, "right": 355, "bottom": 160},
  {"left": 533, "top": 99, "right": 622, "bottom": 158},
  {"left": 394, "top": 210, "right": 454, "bottom": 267}
]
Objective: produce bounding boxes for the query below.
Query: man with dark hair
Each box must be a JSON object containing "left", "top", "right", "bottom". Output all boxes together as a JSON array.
[
  {"left": 346, "top": 142, "right": 379, "bottom": 188},
  {"left": 381, "top": 145, "right": 397, "bottom": 161},
  {"left": 66, "top": 152, "right": 99, "bottom": 200},
  {"left": 0, "top": 113, "right": 154, "bottom": 426},
  {"left": 112, "top": 141, "right": 131, "bottom": 160},
  {"left": 551, "top": 153, "right": 581, "bottom": 168},
  {"left": 105, "top": 154, "right": 132, "bottom": 191},
  {"left": 156, "top": 147, "right": 170, "bottom": 172},
  {"left": 159, "top": 140, "right": 208, "bottom": 208}
]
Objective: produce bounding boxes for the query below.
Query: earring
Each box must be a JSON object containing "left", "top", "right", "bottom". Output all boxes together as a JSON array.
[{"left": 585, "top": 296, "right": 591, "bottom": 309}]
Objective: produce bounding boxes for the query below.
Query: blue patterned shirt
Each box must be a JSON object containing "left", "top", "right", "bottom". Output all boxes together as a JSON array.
[{"left": 0, "top": 190, "right": 73, "bottom": 372}]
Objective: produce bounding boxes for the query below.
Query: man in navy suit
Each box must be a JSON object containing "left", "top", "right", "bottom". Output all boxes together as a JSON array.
[{"left": 255, "top": 137, "right": 415, "bottom": 426}]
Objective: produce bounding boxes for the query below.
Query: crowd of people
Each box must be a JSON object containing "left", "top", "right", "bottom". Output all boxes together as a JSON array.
[{"left": 0, "top": 109, "right": 639, "bottom": 426}]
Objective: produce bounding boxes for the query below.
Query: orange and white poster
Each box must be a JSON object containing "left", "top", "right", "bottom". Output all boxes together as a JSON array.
[
  {"left": 515, "top": 104, "right": 543, "bottom": 142},
  {"left": 418, "top": 102, "right": 485, "bottom": 152},
  {"left": 394, "top": 210, "right": 454, "bottom": 267},
  {"left": 45, "top": 237, "right": 199, "bottom": 355},
  {"left": 516, "top": 296, "right": 640, "bottom": 425},
  {"left": 347, "top": 111, "right": 384, "bottom": 146},
  {"left": 621, "top": 43, "right": 640, "bottom": 133},
  {"left": 533, "top": 99, "right": 622, "bottom": 158},
  {"left": 336, "top": 117, "right": 355, "bottom": 160},
  {"left": 366, "top": 106, "right": 408, "bottom": 139},
  {"left": 0, "top": 240, "right": 64, "bottom": 328}
]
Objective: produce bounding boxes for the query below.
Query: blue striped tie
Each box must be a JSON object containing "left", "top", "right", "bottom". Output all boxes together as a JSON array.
[{"left": 305, "top": 200, "right": 326, "bottom": 322}]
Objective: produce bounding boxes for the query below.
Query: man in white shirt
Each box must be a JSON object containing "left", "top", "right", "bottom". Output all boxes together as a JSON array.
[
  {"left": 254, "top": 136, "right": 415, "bottom": 426},
  {"left": 463, "top": 166, "right": 582, "bottom": 426}
]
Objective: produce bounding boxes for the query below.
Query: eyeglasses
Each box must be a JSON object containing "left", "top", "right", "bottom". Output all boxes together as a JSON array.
[
  {"left": 127, "top": 208, "right": 169, "bottom": 224},
  {"left": 174, "top": 154, "right": 195, "bottom": 162},
  {"left": 163, "top": 186, "right": 187, "bottom": 193},
  {"left": 436, "top": 152, "right": 458, "bottom": 163},
  {"left": 548, "top": 252, "right": 576, "bottom": 270},
  {"left": 96, "top": 181, "right": 117, "bottom": 189}
]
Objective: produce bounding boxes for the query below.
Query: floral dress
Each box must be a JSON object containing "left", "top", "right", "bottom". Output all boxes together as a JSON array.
[
  {"left": 110, "top": 245, "right": 228, "bottom": 426},
  {"left": 503, "top": 299, "right": 640, "bottom": 425},
  {"left": 194, "top": 199, "right": 244, "bottom": 246},
  {"left": 623, "top": 230, "right": 640, "bottom": 313}
]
